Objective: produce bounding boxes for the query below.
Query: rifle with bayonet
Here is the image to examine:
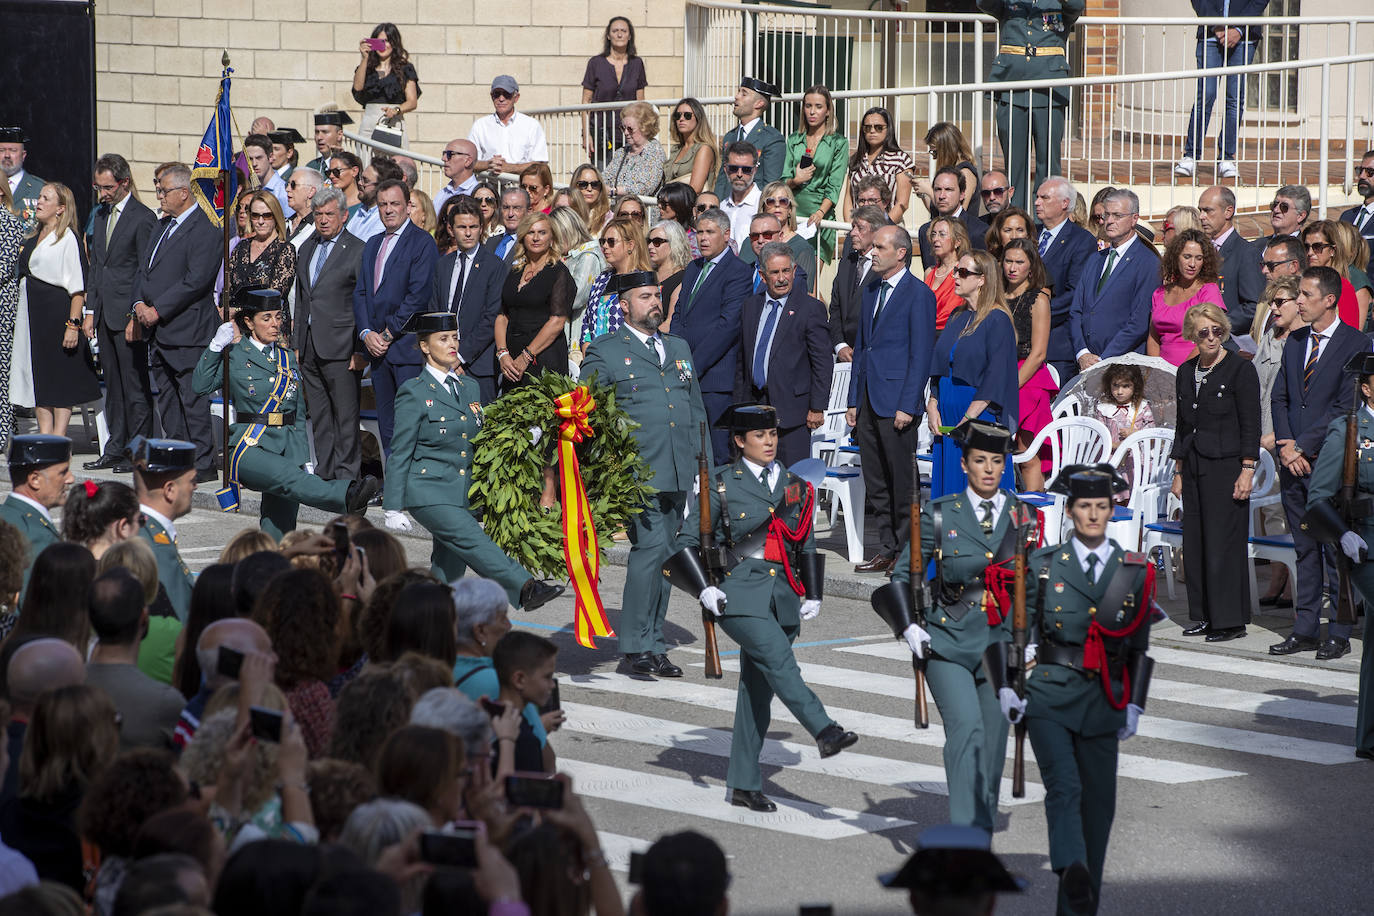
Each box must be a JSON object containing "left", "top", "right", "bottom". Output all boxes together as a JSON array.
[
  {"left": 871, "top": 453, "right": 932, "bottom": 728},
  {"left": 1009, "top": 502, "right": 1039, "bottom": 798}
]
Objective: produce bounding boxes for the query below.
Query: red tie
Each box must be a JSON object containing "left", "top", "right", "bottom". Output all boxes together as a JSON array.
[{"left": 373, "top": 232, "right": 396, "bottom": 292}]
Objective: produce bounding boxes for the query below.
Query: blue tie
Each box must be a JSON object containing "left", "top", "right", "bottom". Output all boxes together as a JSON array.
[
  {"left": 1037, "top": 229, "right": 1051, "bottom": 256},
  {"left": 311, "top": 240, "right": 332, "bottom": 285},
  {"left": 752, "top": 299, "right": 780, "bottom": 389}
]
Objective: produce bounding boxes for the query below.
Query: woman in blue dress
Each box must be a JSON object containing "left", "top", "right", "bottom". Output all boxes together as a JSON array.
[{"left": 926, "top": 249, "right": 1019, "bottom": 498}]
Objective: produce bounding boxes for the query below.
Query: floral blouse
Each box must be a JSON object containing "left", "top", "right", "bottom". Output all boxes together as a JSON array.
[{"left": 605, "top": 139, "right": 667, "bottom": 198}]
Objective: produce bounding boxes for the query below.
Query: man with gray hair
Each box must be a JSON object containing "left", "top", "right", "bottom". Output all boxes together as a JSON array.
[
  {"left": 174, "top": 618, "right": 272, "bottom": 749},
  {"left": 740, "top": 213, "right": 808, "bottom": 294},
  {"left": 830, "top": 205, "right": 891, "bottom": 362},
  {"left": 1068, "top": 188, "right": 1157, "bottom": 370},
  {"left": 482, "top": 186, "right": 529, "bottom": 263},
  {"left": 1199, "top": 184, "right": 1264, "bottom": 332},
  {"left": 294, "top": 185, "right": 366, "bottom": 480},
  {"left": 1265, "top": 184, "right": 1311, "bottom": 243},
  {"left": 285, "top": 167, "right": 324, "bottom": 246},
  {"left": 1033, "top": 176, "right": 1098, "bottom": 383},
  {"left": 736, "top": 240, "right": 832, "bottom": 466}
]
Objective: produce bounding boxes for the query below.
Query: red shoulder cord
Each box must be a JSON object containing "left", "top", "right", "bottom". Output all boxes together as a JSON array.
[
  {"left": 980, "top": 516, "right": 1045, "bottom": 627},
  {"left": 763, "top": 482, "right": 815, "bottom": 596},
  {"left": 1082, "top": 563, "right": 1156, "bottom": 710}
]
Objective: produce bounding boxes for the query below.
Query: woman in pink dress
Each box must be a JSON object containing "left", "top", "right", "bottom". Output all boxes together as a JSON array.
[
  {"left": 1147, "top": 227, "right": 1225, "bottom": 366},
  {"left": 1001, "top": 238, "right": 1055, "bottom": 491}
]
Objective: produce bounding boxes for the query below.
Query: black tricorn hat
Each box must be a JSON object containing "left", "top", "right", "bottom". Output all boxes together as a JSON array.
[
  {"left": 232, "top": 286, "right": 283, "bottom": 315},
  {"left": 126, "top": 436, "right": 196, "bottom": 474},
  {"left": 1343, "top": 351, "right": 1374, "bottom": 378},
  {"left": 1047, "top": 463, "right": 1131, "bottom": 499},
  {"left": 878, "top": 825, "right": 1025, "bottom": 895},
  {"left": 952, "top": 419, "right": 1014, "bottom": 455},
  {"left": 268, "top": 127, "right": 306, "bottom": 146},
  {"left": 8, "top": 434, "right": 71, "bottom": 468},
  {"left": 613, "top": 270, "right": 660, "bottom": 295},
  {"left": 313, "top": 111, "right": 354, "bottom": 127},
  {"left": 714, "top": 403, "right": 778, "bottom": 432},
  {"left": 0, "top": 127, "right": 28, "bottom": 145},
  {"left": 739, "top": 77, "right": 779, "bottom": 98},
  {"left": 400, "top": 311, "right": 459, "bottom": 336}
]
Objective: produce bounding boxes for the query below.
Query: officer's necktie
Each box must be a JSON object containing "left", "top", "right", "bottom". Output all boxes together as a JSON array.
[
  {"left": 871, "top": 282, "right": 891, "bottom": 334},
  {"left": 1037, "top": 228, "right": 1051, "bottom": 256},
  {"left": 759, "top": 467, "right": 771, "bottom": 491},
  {"left": 752, "top": 299, "right": 780, "bottom": 389},
  {"left": 1096, "top": 248, "right": 1118, "bottom": 295},
  {"left": 267, "top": 345, "right": 277, "bottom": 363},
  {"left": 1086, "top": 553, "right": 1099, "bottom": 586},
  {"left": 980, "top": 500, "right": 995, "bottom": 534},
  {"left": 643, "top": 335, "right": 660, "bottom": 366},
  {"left": 1303, "top": 332, "right": 1322, "bottom": 390},
  {"left": 446, "top": 377, "right": 461, "bottom": 402}
]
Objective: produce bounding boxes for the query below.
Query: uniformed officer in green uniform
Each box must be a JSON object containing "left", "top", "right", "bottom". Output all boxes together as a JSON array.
[
  {"left": 1302, "top": 353, "right": 1374, "bottom": 761},
  {"left": 978, "top": 0, "right": 1085, "bottom": 211},
  {"left": 1021, "top": 464, "right": 1156, "bottom": 916},
  {"left": 128, "top": 437, "right": 198, "bottom": 621},
  {"left": 580, "top": 271, "right": 711, "bottom": 678},
  {"left": 193, "top": 288, "right": 380, "bottom": 539},
  {"left": 876, "top": 420, "right": 1028, "bottom": 831},
  {"left": 713, "top": 77, "right": 786, "bottom": 199},
  {"left": 0, "top": 435, "right": 73, "bottom": 582},
  {"left": 668, "top": 403, "right": 858, "bottom": 811},
  {"left": 383, "top": 311, "right": 563, "bottom": 611}
]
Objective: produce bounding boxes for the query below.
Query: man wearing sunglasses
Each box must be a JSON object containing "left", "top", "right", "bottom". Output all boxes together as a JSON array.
[
  {"left": 467, "top": 75, "right": 548, "bottom": 178},
  {"left": 1198, "top": 185, "right": 1264, "bottom": 334},
  {"left": 978, "top": 170, "right": 1014, "bottom": 216},
  {"left": 713, "top": 77, "right": 784, "bottom": 199},
  {"left": 433, "top": 139, "right": 479, "bottom": 212},
  {"left": 719, "top": 143, "right": 763, "bottom": 253},
  {"left": 1339, "top": 151, "right": 1374, "bottom": 259}
]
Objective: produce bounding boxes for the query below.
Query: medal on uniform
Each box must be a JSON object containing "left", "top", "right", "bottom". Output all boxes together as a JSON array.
[
  {"left": 948, "top": 529, "right": 958, "bottom": 539},
  {"left": 624, "top": 357, "right": 632, "bottom": 365},
  {"left": 1055, "top": 582, "right": 1065, "bottom": 593},
  {"left": 425, "top": 399, "right": 434, "bottom": 407}
]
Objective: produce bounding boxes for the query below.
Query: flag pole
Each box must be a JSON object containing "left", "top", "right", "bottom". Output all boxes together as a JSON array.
[{"left": 220, "top": 50, "right": 233, "bottom": 494}]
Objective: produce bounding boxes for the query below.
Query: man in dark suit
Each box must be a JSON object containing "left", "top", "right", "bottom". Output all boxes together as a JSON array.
[
  {"left": 430, "top": 196, "right": 503, "bottom": 404},
  {"left": 670, "top": 207, "right": 755, "bottom": 460},
  {"left": 1199, "top": 185, "right": 1264, "bottom": 334},
  {"left": 1033, "top": 176, "right": 1097, "bottom": 384},
  {"left": 130, "top": 164, "right": 223, "bottom": 480},
  {"left": 1256, "top": 183, "right": 1311, "bottom": 251},
  {"left": 713, "top": 77, "right": 785, "bottom": 199},
  {"left": 919, "top": 167, "right": 989, "bottom": 271},
  {"left": 294, "top": 187, "right": 364, "bottom": 481},
  {"left": 846, "top": 226, "right": 937, "bottom": 574},
  {"left": 353, "top": 179, "right": 438, "bottom": 453},
  {"left": 735, "top": 241, "right": 832, "bottom": 467},
  {"left": 1271, "top": 266, "right": 1372, "bottom": 660},
  {"left": 481, "top": 187, "right": 528, "bottom": 263},
  {"left": 829, "top": 206, "right": 890, "bottom": 364},
  {"left": 86, "top": 153, "right": 157, "bottom": 472},
  {"left": 1339, "top": 150, "right": 1374, "bottom": 259},
  {"left": 1069, "top": 189, "right": 1157, "bottom": 372}
]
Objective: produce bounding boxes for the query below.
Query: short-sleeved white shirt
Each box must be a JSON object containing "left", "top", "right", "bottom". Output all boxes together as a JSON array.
[{"left": 467, "top": 111, "right": 549, "bottom": 165}]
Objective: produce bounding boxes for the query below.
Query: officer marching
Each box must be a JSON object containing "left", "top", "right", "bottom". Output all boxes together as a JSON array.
[
  {"left": 1, "top": 435, "right": 73, "bottom": 580},
  {"left": 668, "top": 403, "right": 858, "bottom": 812},
  {"left": 876, "top": 420, "right": 1029, "bottom": 832},
  {"left": 579, "top": 271, "right": 711, "bottom": 678},
  {"left": 383, "top": 311, "right": 563, "bottom": 611},
  {"left": 1021, "top": 464, "right": 1156, "bottom": 916},
  {"left": 193, "top": 287, "right": 380, "bottom": 540},
  {"left": 128, "top": 437, "right": 198, "bottom": 620}
]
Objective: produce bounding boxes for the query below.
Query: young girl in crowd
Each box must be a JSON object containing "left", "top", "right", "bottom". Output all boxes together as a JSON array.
[{"left": 1097, "top": 363, "right": 1155, "bottom": 501}]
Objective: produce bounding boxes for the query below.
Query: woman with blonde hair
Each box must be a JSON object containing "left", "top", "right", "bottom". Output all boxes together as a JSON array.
[
  {"left": 926, "top": 249, "right": 1019, "bottom": 497},
  {"left": 495, "top": 212, "right": 574, "bottom": 391},
  {"left": 914, "top": 122, "right": 980, "bottom": 215},
  {"left": 604, "top": 100, "right": 665, "bottom": 200},
  {"left": 227, "top": 189, "right": 296, "bottom": 337},
  {"left": 576, "top": 215, "right": 649, "bottom": 349},
  {"left": 549, "top": 206, "right": 606, "bottom": 351},
  {"left": 662, "top": 96, "right": 718, "bottom": 193},
  {"left": 1161, "top": 204, "right": 1202, "bottom": 247},
  {"left": 570, "top": 164, "right": 612, "bottom": 230},
  {"left": 648, "top": 219, "right": 691, "bottom": 324},
  {"left": 924, "top": 215, "right": 972, "bottom": 330},
  {"left": 11, "top": 182, "right": 97, "bottom": 437},
  {"left": 407, "top": 188, "right": 436, "bottom": 234},
  {"left": 1302, "top": 219, "right": 1371, "bottom": 330},
  {"left": 218, "top": 528, "right": 279, "bottom": 564}
]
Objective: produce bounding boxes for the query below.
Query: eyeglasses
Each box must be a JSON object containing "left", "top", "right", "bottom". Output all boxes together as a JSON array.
[
  {"left": 1100, "top": 211, "right": 1131, "bottom": 222},
  {"left": 953, "top": 267, "right": 983, "bottom": 279},
  {"left": 749, "top": 230, "right": 779, "bottom": 241},
  {"left": 522, "top": 185, "right": 542, "bottom": 197},
  {"left": 647, "top": 236, "right": 668, "bottom": 247},
  {"left": 622, "top": 124, "right": 638, "bottom": 133},
  {"left": 1305, "top": 242, "right": 1333, "bottom": 252},
  {"left": 576, "top": 180, "right": 602, "bottom": 191},
  {"left": 1269, "top": 296, "right": 1296, "bottom": 307},
  {"left": 1357, "top": 166, "right": 1374, "bottom": 177},
  {"left": 622, "top": 210, "right": 645, "bottom": 220},
  {"left": 441, "top": 149, "right": 471, "bottom": 160},
  {"left": 1162, "top": 223, "right": 1175, "bottom": 232},
  {"left": 694, "top": 203, "right": 711, "bottom": 213},
  {"left": 326, "top": 168, "right": 351, "bottom": 178},
  {"left": 673, "top": 111, "right": 695, "bottom": 121},
  {"left": 357, "top": 176, "right": 375, "bottom": 187},
  {"left": 474, "top": 196, "right": 496, "bottom": 206},
  {"left": 287, "top": 181, "right": 302, "bottom": 189},
  {"left": 1261, "top": 257, "right": 1298, "bottom": 271},
  {"left": 763, "top": 197, "right": 793, "bottom": 208},
  {"left": 491, "top": 90, "right": 512, "bottom": 100},
  {"left": 249, "top": 211, "right": 274, "bottom": 221},
  {"left": 726, "top": 164, "right": 755, "bottom": 174},
  {"left": 862, "top": 123, "right": 886, "bottom": 133},
  {"left": 599, "top": 236, "right": 620, "bottom": 248},
  {"left": 1270, "top": 200, "right": 1292, "bottom": 213},
  {"left": 1195, "top": 326, "right": 1226, "bottom": 340},
  {"left": 92, "top": 182, "right": 120, "bottom": 193},
  {"left": 154, "top": 186, "right": 184, "bottom": 197},
  {"left": 980, "top": 186, "right": 1009, "bottom": 198}
]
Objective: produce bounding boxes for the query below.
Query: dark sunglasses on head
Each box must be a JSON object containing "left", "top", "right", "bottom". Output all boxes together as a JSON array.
[
  {"left": 953, "top": 267, "right": 983, "bottom": 278},
  {"left": 726, "top": 164, "right": 755, "bottom": 174},
  {"left": 980, "top": 186, "right": 1009, "bottom": 198},
  {"left": 576, "top": 180, "right": 602, "bottom": 190},
  {"left": 1195, "top": 326, "right": 1225, "bottom": 340},
  {"left": 1261, "top": 257, "right": 1297, "bottom": 270}
]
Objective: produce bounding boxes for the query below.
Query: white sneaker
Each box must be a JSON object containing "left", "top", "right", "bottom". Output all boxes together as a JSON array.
[
  {"left": 1218, "top": 159, "right": 1238, "bottom": 178},
  {"left": 1174, "top": 156, "right": 1195, "bottom": 177}
]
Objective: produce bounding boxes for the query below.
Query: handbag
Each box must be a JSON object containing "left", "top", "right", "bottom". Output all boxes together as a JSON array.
[{"left": 370, "top": 115, "right": 404, "bottom": 149}]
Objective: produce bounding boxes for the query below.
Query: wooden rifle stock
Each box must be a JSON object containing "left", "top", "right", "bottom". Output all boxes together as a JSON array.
[
  {"left": 1010, "top": 506, "right": 1031, "bottom": 798},
  {"left": 909, "top": 452, "right": 930, "bottom": 729},
  {"left": 699, "top": 423, "right": 723, "bottom": 678},
  {"left": 1334, "top": 390, "right": 1361, "bottom": 626}
]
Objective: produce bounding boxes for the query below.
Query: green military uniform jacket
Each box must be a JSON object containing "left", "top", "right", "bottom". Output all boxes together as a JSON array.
[
  {"left": 680, "top": 461, "right": 815, "bottom": 625},
  {"left": 139, "top": 514, "right": 194, "bottom": 621},
  {"left": 579, "top": 329, "right": 710, "bottom": 494},
  {"left": 1025, "top": 539, "right": 1151, "bottom": 737},
  {"left": 192, "top": 337, "right": 309, "bottom": 464},
  {"left": 1308, "top": 408, "right": 1374, "bottom": 537},
  {"left": 979, "top": 0, "right": 1083, "bottom": 104},
  {"left": 892, "top": 490, "right": 1018, "bottom": 671},
  {"left": 0, "top": 494, "right": 58, "bottom": 581},
  {"left": 384, "top": 369, "right": 484, "bottom": 512}
]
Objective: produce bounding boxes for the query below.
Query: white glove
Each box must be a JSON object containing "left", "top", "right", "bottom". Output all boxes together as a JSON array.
[
  {"left": 998, "top": 687, "right": 1027, "bottom": 724},
  {"left": 902, "top": 623, "right": 930, "bottom": 659},
  {"left": 1340, "top": 531, "right": 1368, "bottom": 564},
  {"left": 209, "top": 321, "right": 236, "bottom": 352},
  {"left": 698, "top": 586, "right": 727, "bottom": 617},
  {"left": 383, "top": 510, "right": 412, "bottom": 533},
  {"left": 1024, "top": 642, "right": 1038, "bottom": 667},
  {"left": 799, "top": 599, "right": 821, "bottom": 621},
  {"left": 1117, "top": 703, "right": 1143, "bottom": 741}
]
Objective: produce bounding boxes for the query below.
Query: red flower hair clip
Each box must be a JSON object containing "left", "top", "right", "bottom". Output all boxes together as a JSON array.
[{"left": 84, "top": 480, "right": 100, "bottom": 498}]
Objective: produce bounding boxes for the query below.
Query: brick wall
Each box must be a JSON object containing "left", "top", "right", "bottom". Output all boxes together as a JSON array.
[{"left": 95, "top": 0, "right": 687, "bottom": 191}]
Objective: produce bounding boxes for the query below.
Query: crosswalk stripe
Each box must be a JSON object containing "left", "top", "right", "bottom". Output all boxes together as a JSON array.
[
  {"left": 561, "top": 701, "right": 1045, "bottom": 805},
  {"left": 688, "top": 659, "right": 1358, "bottom": 764},
  {"left": 557, "top": 759, "right": 915, "bottom": 839},
  {"left": 564, "top": 673, "right": 1246, "bottom": 784}
]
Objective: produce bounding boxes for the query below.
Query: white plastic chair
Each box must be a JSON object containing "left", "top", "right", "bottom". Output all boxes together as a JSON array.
[
  {"left": 1013, "top": 416, "right": 1113, "bottom": 483},
  {"left": 1051, "top": 397, "right": 1083, "bottom": 420},
  {"left": 1246, "top": 450, "right": 1295, "bottom": 617},
  {"left": 818, "top": 465, "right": 865, "bottom": 563},
  {"left": 810, "top": 362, "right": 852, "bottom": 464},
  {"left": 1107, "top": 428, "right": 1176, "bottom": 550}
]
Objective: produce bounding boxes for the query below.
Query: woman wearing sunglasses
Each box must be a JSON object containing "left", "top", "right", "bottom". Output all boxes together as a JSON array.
[
  {"left": 1169, "top": 301, "right": 1260, "bottom": 643},
  {"left": 1147, "top": 227, "right": 1225, "bottom": 367},
  {"left": 570, "top": 164, "right": 611, "bottom": 230},
  {"left": 845, "top": 107, "right": 914, "bottom": 224},
  {"left": 575, "top": 216, "right": 648, "bottom": 349},
  {"left": 325, "top": 151, "right": 363, "bottom": 217},
  {"left": 662, "top": 97, "right": 718, "bottom": 193},
  {"left": 1302, "top": 219, "right": 1373, "bottom": 331},
  {"left": 471, "top": 181, "right": 501, "bottom": 242},
  {"left": 755, "top": 182, "right": 817, "bottom": 294},
  {"left": 604, "top": 101, "right": 666, "bottom": 201},
  {"left": 227, "top": 190, "right": 297, "bottom": 335}
]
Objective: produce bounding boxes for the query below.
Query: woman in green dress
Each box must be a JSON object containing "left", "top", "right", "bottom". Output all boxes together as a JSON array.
[{"left": 781, "top": 84, "right": 848, "bottom": 264}]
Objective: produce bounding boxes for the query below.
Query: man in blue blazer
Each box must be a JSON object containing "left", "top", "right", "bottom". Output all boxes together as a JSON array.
[
  {"left": 845, "top": 226, "right": 936, "bottom": 573},
  {"left": 353, "top": 180, "right": 438, "bottom": 453},
  {"left": 130, "top": 164, "right": 223, "bottom": 481},
  {"left": 713, "top": 77, "right": 785, "bottom": 199},
  {"left": 1069, "top": 189, "right": 1158, "bottom": 372},
  {"left": 1271, "top": 266, "right": 1373, "bottom": 660},
  {"left": 735, "top": 242, "right": 833, "bottom": 467},
  {"left": 430, "top": 196, "right": 505, "bottom": 404},
  {"left": 670, "top": 207, "right": 755, "bottom": 460},
  {"left": 1339, "top": 151, "right": 1374, "bottom": 260},
  {"left": 1034, "top": 177, "right": 1098, "bottom": 384}
]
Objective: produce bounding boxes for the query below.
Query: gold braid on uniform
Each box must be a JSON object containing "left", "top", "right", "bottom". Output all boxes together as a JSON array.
[{"left": 468, "top": 372, "right": 656, "bottom": 577}]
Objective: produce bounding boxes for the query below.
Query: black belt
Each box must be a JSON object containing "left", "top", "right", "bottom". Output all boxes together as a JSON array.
[
  {"left": 1037, "top": 643, "right": 1085, "bottom": 671},
  {"left": 241, "top": 411, "right": 297, "bottom": 427}
]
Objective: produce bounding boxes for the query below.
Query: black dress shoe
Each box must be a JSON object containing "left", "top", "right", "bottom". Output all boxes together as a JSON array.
[
  {"left": 652, "top": 654, "right": 683, "bottom": 677},
  {"left": 1181, "top": 621, "right": 1209, "bottom": 636},
  {"left": 854, "top": 554, "right": 894, "bottom": 574},
  {"left": 730, "top": 789, "right": 777, "bottom": 812},
  {"left": 111, "top": 459, "right": 133, "bottom": 473},
  {"left": 1259, "top": 594, "right": 1293, "bottom": 609},
  {"left": 519, "top": 579, "right": 564, "bottom": 611},
  {"left": 815, "top": 723, "right": 858, "bottom": 758},
  {"left": 1205, "top": 626, "right": 1247, "bottom": 642},
  {"left": 194, "top": 469, "right": 219, "bottom": 485},
  {"left": 1356, "top": 748, "right": 1374, "bottom": 760},
  {"left": 624, "top": 652, "right": 657, "bottom": 676},
  {"left": 1059, "top": 861, "right": 1096, "bottom": 915},
  {"left": 84, "top": 455, "right": 121, "bottom": 470},
  {"left": 1315, "top": 638, "right": 1351, "bottom": 660},
  {"left": 345, "top": 475, "right": 382, "bottom": 513},
  {"left": 1269, "top": 634, "right": 1320, "bottom": 655}
]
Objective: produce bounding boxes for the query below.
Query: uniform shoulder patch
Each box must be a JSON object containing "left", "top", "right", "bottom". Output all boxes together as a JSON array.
[
  {"left": 153, "top": 532, "right": 173, "bottom": 545},
  {"left": 1123, "top": 551, "right": 1147, "bottom": 566}
]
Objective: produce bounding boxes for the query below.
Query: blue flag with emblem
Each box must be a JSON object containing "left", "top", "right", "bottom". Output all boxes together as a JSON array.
[{"left": 188, "top": 67, "right": 237, "bottom": 229}]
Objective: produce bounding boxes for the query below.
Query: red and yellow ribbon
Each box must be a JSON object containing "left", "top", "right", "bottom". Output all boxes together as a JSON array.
[{"left": 554, "top": 387, "right": 615, "bottom": 648}]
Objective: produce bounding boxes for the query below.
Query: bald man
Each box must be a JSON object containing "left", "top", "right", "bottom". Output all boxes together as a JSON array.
[
  {"left": 173, "top": 618, "right": 273, "bottom": 749},
  {"left": 434, "top": 139, "right": 479, "bottom": 212},
  {"left": 2, "top": 638, "right": 85, "bottom": 803}
]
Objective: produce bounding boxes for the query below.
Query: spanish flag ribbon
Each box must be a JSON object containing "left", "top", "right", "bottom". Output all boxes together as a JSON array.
[{"left": 554, "top": 387, "right": 614, "bottom": 648}]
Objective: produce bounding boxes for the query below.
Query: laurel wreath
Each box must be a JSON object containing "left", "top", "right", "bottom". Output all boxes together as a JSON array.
[{"left": 468, "top": 372, "right": 655, "bottom": 578}]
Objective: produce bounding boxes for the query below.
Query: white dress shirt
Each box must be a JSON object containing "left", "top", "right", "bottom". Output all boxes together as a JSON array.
[
  {"left": 720, "top": 185, "right": 762, "bottom": 253},
  {"left": 8, "top": 492, "right": 53, "bottom": 526},
  {"left": 625, "top": 323, "right": 664, "bottom": 365},
  {"left": 467, "top": 111, "right": 549, "bottom": 166},
  {"left": 140, "top": 504, "right": 178, "bottom": 542},
  {"left": 742, "top": 456, "right": 781, "bottom": 493},
  {"left": 1071, "top": 536, "right": 1113, "bottom": 580},
  {"left": 965, "top": 488, "right": 1006, "bottom": 526}
]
